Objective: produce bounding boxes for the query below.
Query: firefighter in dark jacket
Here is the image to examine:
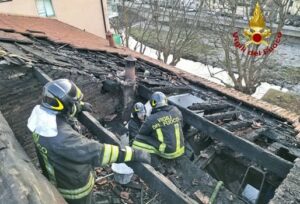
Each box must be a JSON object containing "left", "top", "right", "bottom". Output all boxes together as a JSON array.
[
  {"left": 27, "top": 79, "right": 150, "bottom": 204},
  {"left": 132, "top": 92, "right": 185, "bottom": 159},
  {"left": 127, "top": 102, "right": 146, "bottom": 145}
]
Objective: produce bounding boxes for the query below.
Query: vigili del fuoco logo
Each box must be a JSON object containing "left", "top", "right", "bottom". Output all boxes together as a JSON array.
[{"left": 232, "top": 2, "right": 282, "bottom": 56}]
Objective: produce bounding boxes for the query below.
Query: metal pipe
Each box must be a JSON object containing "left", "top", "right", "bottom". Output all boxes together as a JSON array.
[{"left": 209, "top": 181, "right": 224, "bottom": 204}]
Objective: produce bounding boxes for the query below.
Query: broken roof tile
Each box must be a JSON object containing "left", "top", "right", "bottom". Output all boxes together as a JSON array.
[
  {"left": 0, "top": 13, "right": 108, "bottom": 49},
  {"left": 0, "top": 30, "right": 32, "bottom": 44}
]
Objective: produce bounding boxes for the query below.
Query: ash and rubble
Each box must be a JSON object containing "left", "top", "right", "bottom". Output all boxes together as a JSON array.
[
  {"left": 93, "top": 166, "right": 158, "bottom": 204},
  {"left": 0, "top": 32, "right": 300, "bottom": 204}
]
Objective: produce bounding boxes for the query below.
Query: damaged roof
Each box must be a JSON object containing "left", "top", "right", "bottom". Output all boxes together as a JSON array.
[
  {"left": 1, "top": 13, "right": 299, "bottom": 137},
  {"left": 1, "top": 13, "right": 300, "bottom": 203}
]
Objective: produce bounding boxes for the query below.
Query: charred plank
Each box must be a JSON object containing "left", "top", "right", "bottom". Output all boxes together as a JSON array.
[
  {"left": 243, "top": 128, "right": 267, "bottom": 141},
  {"left": 204, "top": 111, "right": 240, "bottom": 122},
  {"left": 151, "top": 86, "right": 192, "bottom": 95},
  {"left": 222, "top": 121, "right": 252, "bottom": 132},
  {"left": 0, "top": 111, "right": 66, "bottom": 204},
  {"left": 188, "top": 102, "right": 231, "bottom": 112}
]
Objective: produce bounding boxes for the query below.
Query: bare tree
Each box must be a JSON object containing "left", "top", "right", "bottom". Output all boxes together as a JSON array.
[
  {"left": 110, "top": 0, "right": 205, "bottom": 65},
  {"left": 110, "top": 0, "right": 153, "bottom": 53},
  {"left": 206, "top": 0, "right": 297, "bottom": 94},
  {"left": 149, "top": 0, "right": 205, "bottom": 65}
]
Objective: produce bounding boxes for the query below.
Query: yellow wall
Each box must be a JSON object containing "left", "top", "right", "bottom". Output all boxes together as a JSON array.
[
  {"left": 0, "top": 0, "right": 109, "bottom": 37},
  {"left": 0, "top": 0, "right": 38, "bottom": 16},
  {"left": 51, "top": 0, "right": 109, "bottom": 38}
]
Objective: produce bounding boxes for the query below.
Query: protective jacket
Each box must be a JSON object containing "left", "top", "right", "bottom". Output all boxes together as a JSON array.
[
  {"left": 127, "top": 116, "right": 143, "bottom": 144},
  {"left": 133, "top": 105, "right": 185, "bottom": 159},
  {"left": 31, "top": 114, "right": 135, "bottom": 203}
]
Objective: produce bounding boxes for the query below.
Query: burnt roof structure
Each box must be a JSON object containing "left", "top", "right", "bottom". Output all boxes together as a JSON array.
[{"left": 1, "top": 13, "right": 300, "bottom": 204}]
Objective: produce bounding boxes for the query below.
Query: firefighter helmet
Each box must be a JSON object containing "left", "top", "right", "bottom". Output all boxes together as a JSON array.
[
  {"left": 150, "top": 92, "right": 167, "bottom": 108},
  {"left": 133, "top": 102, "right": 146, "bottom": 121},
  {"left": 42, "top": 79, "right": 83, "bottom": 114}
]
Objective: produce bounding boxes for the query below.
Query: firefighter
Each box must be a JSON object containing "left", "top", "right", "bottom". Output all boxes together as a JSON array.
[
  {"left": 132, "top": 92, "right": 185, "bottom": 159},
  {"left": 27, "top": 79, "right": 150, "bottom": 204},
  {"left": 127, "top": 102, "right": 147, "bottom": 145}
]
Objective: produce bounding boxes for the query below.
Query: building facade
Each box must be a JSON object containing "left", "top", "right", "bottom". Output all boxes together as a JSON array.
[{"left": 0, "top": 0, "right": 110, "bottom": 38}]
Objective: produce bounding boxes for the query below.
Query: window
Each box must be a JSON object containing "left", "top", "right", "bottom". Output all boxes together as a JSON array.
[
  {"left": 36, "top": 0, "right": 55, "bottom": 17},
  {"left": 107, "top": 0, "right": 119, "bottom": 18}
]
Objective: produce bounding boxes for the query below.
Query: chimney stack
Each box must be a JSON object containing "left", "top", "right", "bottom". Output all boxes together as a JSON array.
[
  {"left": 124, "top": 55, "right": 137, "bottom": 82},
  {"left": 106, "top": 31, "right": 115, "bottom": 47}
]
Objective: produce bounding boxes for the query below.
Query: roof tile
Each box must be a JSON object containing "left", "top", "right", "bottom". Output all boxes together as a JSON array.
[
  {"left": 0, "top": 30, "right": 32, "bottom": 44},
  {"left": 0, "top": 14, "right": 108, "bottom": 49}
]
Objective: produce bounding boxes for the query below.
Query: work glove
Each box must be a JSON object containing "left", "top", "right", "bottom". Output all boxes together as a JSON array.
[
  {"left": 81, "top": 102, "right": 93, "bottom": 113},
  {"left": 132, "top": 149, "right": 151, "bottom": 164}
]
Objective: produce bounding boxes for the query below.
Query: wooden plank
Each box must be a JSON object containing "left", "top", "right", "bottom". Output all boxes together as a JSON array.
[
  {"left": 129, "top": 162, "right": 198, "bottom": 204},
  {"left": 34, "top": 67, "right": 53, "bottom": 84},
  {"left": 79, "top": 112, "right": 120, "bottom": 144},
  {"left": 194, "top": 190, "right": 209, "bottom": 204}
]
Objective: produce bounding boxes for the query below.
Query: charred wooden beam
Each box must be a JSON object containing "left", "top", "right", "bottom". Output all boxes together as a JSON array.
[
  {"left": 188, "top": 102, "right": 231, "bottom": 112},
  {"left": 0, "top": 111, "right": 66, "bottom": 204},
  {"left": 222, "top": 121, "right": 252, "bottom": 132},
  {"left": 262, "top": 129, "right": 300, "bottom": 148},
  {"left": 151, "top": 86, "right": 192, "bottom": 95},
  {"left": 139, "top": 78, "right": 171, "bottom": 86},
  {"left": 33, "top": 67, "right": 53, "bottom": 84},
  {"left": 204, "top": 111, "right": 240, "bottom": 122},
  {"left": 243, "top": 128, "right": 267, "bottom": 141},
  {"left": 174, "top": 108, "right": 293, "bottom": 178},
  {"left": 33, "top": 67, "right": 197, "bottom": 204},
  {"left": 138, "top": 85, "right": 293, "bottom": 178}
]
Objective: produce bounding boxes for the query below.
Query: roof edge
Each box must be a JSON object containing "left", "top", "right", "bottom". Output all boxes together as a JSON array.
[{"left": 0, "top": 13, "right": 58, "bottom": 20}]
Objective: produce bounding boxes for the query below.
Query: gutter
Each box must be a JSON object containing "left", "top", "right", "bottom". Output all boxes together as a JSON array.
[{"left": 100, "top": 0, "right": 108, "bottom": 33}]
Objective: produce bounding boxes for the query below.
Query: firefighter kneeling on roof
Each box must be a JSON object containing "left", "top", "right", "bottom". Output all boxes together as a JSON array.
[
  {"left": 27, "top": 79, "right": 151, "bottom": 204},
  {"left": 132, "top": 92, "right": 185, "bottom": 159}
]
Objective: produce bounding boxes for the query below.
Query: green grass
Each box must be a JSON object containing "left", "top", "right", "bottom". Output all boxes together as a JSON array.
[
  {"left": 262, "top": 89, "right": 300, "bottom": 115},
  {"left": 280, "top": 67, "right": 300, "bottom": 85}
]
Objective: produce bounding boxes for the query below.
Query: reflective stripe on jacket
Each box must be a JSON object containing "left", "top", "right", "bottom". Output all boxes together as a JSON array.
[
  {"left": 32, "top": 115, "right": 134, "bottom": 201},
  {"left": 132, "top": 105, "right": 184, "bottom": 159}
]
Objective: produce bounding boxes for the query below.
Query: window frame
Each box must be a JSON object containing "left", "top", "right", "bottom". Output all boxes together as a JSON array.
[{"left": 35, "top": 0, "right": 55, "bottom": 17}]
